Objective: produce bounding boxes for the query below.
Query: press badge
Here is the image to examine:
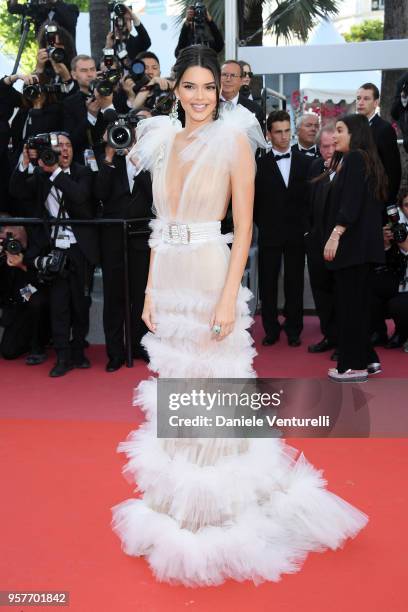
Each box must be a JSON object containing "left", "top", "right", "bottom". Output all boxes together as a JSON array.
[{"left": 56, "top": 234, "right": 71, "bottom": 249}]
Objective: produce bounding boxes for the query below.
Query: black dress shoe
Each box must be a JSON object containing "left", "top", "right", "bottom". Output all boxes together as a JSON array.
[
  {"left": 74, "top": 356, "right": 91, "bottom": 369},
  {"left": 385, "top": 333, "right": 404, "bottom": 349},
  {"left": 106, "top": 358, "right": 125, "bottom": 372},
  {"left": 330, "top": 350, "right": 339, "bottom": 361},
  {"left": 25, "top": 352, "right": 47, "bottom": 366},
  {"left": 288, "top": 336, "right": 301, "bottom": 347},
  {"left": 262, "top": 334, "right": 280, "bottom": 346},
  {"left": 308, "top": 337, "right": 335, "bottom": 353},
  {"left": 49, "top": 360, "right": 74, "bottom": 378},
  {"left": 370, "top": 331, "right": 388, "bottom": 347}
]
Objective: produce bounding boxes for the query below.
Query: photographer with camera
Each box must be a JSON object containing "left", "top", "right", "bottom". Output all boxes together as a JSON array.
[
  {"left": 371, "top": 191, "right": 408, "bottom": 350},
  {"left": 94, "top": 110, "right": 153, "bottom": 371},
  {"left": 1, "top": 72, "right": 62, "bottom": 171},
  {"left": 0, "top": 220, "right": 50, "bottom": 364},
  {"left": 62, "top": 54, "right": 120, "bottom": 166},
  {"left": 126, "top": 52, "right": 174, "bottom": 113},
  {"left": 9, "top": 132, "right": 99, "bottom": 377},
  {"left": 174, "top": 3, "right": 223, "bottom": 57},
  {"left": 7, "top": 0, "right": 79, "bottom": 43},
  {"left": 105, "top": 2, "right": 150, "bottom": 65},
  {"left": 391, "top": 71, "right": 408, "bottom": 154},
  {"left": 35, "top": 21, "right": 77, "bottom": 95}
]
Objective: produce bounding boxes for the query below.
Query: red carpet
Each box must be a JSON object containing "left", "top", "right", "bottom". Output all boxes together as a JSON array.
[{"left": 1, "top": 316, "right": 407, "bottom": 611}]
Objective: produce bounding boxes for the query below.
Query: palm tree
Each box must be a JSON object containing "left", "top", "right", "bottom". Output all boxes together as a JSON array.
[
  {"left": 174, "top": 0, "right": 339, "bottom": 47},
  {"left": 89, "top": 0, "right": 110, "bottom": 60}
]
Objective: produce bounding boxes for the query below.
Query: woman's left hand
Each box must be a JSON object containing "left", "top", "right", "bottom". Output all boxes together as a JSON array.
[
  {"left": 210, "top": 299, "right": 235, "bottom": 341},
  {"left": 323, "top": 237, "right": 339, "bottom": 262}
]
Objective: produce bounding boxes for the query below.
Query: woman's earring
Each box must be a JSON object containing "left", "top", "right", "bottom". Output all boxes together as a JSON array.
[{"left": 170, "top": 97, "right": 179, "bottom": 123}]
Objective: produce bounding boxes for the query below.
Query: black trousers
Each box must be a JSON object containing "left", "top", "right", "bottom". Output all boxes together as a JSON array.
[
  {"left": 49, "top": 244, "right": 93, "bottom": 361},
  {"left": 101, "top": 226, "right": 149, "bottom": 361},
  {"left": 334, "top": 263, "right": 379, "bottom": 372},
  {"left": 388, "top": 293, "right": 408, "bottom": 340},
  {"left": 258, "top": 243, "right": 305, "bottom": 338},
  {"left": 0, "top": 289, "right": 49, "bottom": 359},
  {"left": 306, "top": 236, "right": 337, "bottom": 343}
]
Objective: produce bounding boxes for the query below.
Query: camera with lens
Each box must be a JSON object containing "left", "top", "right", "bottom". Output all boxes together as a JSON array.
[
  {"left": 104, "top": 109, "right": 143, "bottom": 154},
  {"left": 89, "top": 76, "right": 115, "bottom": 98},
  {"left": 128, "top": 60, "right": 151, "bottom": 94},
  {"left": 192, "top": 1, "right": 206, "bottom": 26},
  {"left": 34, "top": 249, "right": 70, "bottom": 283},
  {"left": 108, "top": 1, "right": 126, "bottom": 16},
  {"left": 26, "top": 132, "right": 60, "bottom": 166},
  {"left": 0, "top": 232, "right": 23, "bottom": 257},
  {"left": 22, "top": 81, "right": 62, "bottom": 101},
  {"left": 45, "top": 24, "right": 66, "bottom": 64},
  {"left": 387, "top": 205, "right": 408, "bottom": 244}
]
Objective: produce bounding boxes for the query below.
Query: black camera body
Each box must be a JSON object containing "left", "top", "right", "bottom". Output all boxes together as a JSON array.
[
  {"left": 387, "top": 205, "right": 408, "bottom": 244},
  {"left": 128, "top": 60, "right": 150, "bottom": 94},
  {"left": 22, "top": 81, "right": 62, "bottom": 101},
  {"left": 108, "top": 1, "right": 126, "bottom": 17},
  {"left": 34, "top": 249, "right": 70, "bottom": 283},
  {"left": 26, "top": 132, "right": 60, "bottom": 166},
  {"left": 45, "top": 24, "right": 66, "bottom": 64},
  {"left": 0, "top": 232, "right": 23, "bottom": 256},
  {"left": 88, "top": 69, "right": 120, "bottom": 97},
  {"left": 105, "top": 109, "right": 142, "bottom": 154},
  {"left": 193, "top": 1, "right": 206, "bottom": 26}
]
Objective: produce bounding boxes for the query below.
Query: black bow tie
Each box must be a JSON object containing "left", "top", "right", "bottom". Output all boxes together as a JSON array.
[
  {"left": 300, "top": 145, "right": 316, "bottom": 153},
  {"left": 274, "top": 153, "right": 290, "bottom": 161}
]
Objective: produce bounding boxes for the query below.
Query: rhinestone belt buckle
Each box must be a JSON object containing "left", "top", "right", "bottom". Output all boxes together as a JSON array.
[{"left": 166, "top": 223, "right": 190, "bottom": 244}]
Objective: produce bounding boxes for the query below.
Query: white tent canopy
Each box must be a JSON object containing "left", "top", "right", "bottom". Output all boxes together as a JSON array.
[{"left": 299, "top": 20, "right": 381, "bottom": 103}]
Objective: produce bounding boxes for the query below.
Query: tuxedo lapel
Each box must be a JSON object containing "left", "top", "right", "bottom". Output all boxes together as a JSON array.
[{"left": 268, "top": 153, "right": 287, "bottom": 191}]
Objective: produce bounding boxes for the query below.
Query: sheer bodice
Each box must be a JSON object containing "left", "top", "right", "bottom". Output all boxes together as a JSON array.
[{"left": 129, "top": 106, "right": 266, "bottom": 223}]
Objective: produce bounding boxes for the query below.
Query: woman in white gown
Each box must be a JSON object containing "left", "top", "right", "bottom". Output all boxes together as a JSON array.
[{"left": 112, "top": 46, "right": 368, "bottom": 587}]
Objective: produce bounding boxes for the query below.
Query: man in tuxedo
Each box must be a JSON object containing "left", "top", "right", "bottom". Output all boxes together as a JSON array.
[
  {"left": 220, "top": 60, "right": 263, "bottom": 129},
  {"left": 356, "top": 82, "right": 401, "bottom": 205},
  {"left": 94, "top": 122, "right": 154, "bottom": 372},
  {"left": 62, "top": 55, "right": 119, "bottom": 166},
  {"left": 305, "top": 125, "right": 338, "bottom": 354},
  {"left": 9, "top": 132, "right": 98, "bottom": 376},
  {"left": 291, "top": 113, "right": 321, "bottom": 159},
  {"left": 254, "top": 110, "right": 312, "bottom": 346}
]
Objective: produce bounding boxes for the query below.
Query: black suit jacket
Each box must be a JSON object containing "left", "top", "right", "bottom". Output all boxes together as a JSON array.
[
  {"left": 9, "top": 162, "right": 99, "bottom": 265},
  {"left": 254, "top": 150, "right": 313, "bottom": 248},
  {"left": 62, "top": 91, "right": 113, "bottom": 165},
  {"left": 370, "top": 114, "right": 401, "bottom": 204},
  {"left": 238, "top": 94, "right": 264, "bottom": 130},
  {"left": 10, "top": 104, "right": 63, "bottom": 165},
  {"left": 94, "top": 158, "right": 153, "bottom": 250},
  {"left": 291, "top": 142, "right": 321, "bottom": 160},
  {"left": 306, "top": 157, "right": 331, "bottom": 245},
  {"left": 323, "top": 150, "right": 384, "bottom": 270}
]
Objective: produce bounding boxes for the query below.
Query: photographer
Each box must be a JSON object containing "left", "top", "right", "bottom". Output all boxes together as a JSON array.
[
  {"left": 9, "top": 132, "right": 99, "bottom": 377},
  {"left": 62, "top": 55, "right": 120, "bottom": 166},
  {"left": 94, "top": 111, "right": 153, "bottom": 371},
  {"left": 391, "top": 71, "right": 408, "bottom": 153},
  {"left": 7, "top": 0, "right": 79, "bottom": 43},
  {"left": 371, "top": 191, "right": 408, "bottom": 349},
  {"left": 0, "top": 221, "right": 49, "bottom": 364},
  {"left": 175, "top": 3, "right": 224, "bottom": 57},
  {"left": 129, "top": 52, "right": 174, "bottom": 113},
  {"left": 35, "top": 21, "right": 77, "bottom": 93},
  {"left": 105, "top": 4, "right": 151, "bottom": 65},
  {"left": 1, "top": 72, "right": 62, "bottom": 170}
]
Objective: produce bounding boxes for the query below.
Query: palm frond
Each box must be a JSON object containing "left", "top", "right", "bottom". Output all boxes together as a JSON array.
[
  {"left": 265, "top": 0, "right": 339, "bottom": 42},
  {"left": 173, "top": 0, "right": 225, "bottom": 28}
]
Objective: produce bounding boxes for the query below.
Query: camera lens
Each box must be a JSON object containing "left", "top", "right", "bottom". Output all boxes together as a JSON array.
[
  {"left": 40, "top": 148, "right": 59, "bottom": 166},
  {"left": 111, "top": 126, "right": 131, "bottom": 148},
  {"left": 96, "top": 80, "right": 114, "bottom": 96},
  {"left": 49, "top": 47, "right": 65, "bottom": 64},
  {"left": 23, "top": 84, "right": 41, "bottom": 101}
]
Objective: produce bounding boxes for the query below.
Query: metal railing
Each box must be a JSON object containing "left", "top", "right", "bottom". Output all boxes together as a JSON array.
[{"left": 3, "top": 216, "right": 151, "bottom": 368}]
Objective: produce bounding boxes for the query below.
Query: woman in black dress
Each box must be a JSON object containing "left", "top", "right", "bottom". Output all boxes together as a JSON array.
[{"left": 322, "top": 113, "right": 388, "bottom": 382}]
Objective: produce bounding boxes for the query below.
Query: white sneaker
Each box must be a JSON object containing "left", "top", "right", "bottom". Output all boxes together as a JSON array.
[
  {"left": 328, "top": 368, "right": 368, "bottom": 383},
  {"left": 367, "top": 362, "right": 382, "bottom": 375}
]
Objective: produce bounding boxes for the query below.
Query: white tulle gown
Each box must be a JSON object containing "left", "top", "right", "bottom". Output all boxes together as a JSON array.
[{"left": 111, "top": 106, "right": 368, "bottom": 586}]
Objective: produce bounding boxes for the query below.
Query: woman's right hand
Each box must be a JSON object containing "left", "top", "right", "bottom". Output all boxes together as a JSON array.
[
  {"left": 36, "top": 48, "right": 48, "bottom": 72},
  {"left": 142, "top": 292, "right": 156, "bottom": 333}
]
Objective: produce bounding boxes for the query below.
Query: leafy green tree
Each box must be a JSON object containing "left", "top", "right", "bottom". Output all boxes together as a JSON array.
[
  {"left": 0, "top": 0, "right": 87, "bottom": 73},
  {"left": 344, "top": 19, "right": 384, "bottom": 42}
]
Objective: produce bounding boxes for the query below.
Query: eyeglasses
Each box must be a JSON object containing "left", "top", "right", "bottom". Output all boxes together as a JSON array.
[
  {"left": 221, "top": 72, "right": 240, "bottom": 80},
  {"left": 242, "top": 71, "right": 253, "bottom": 78}
]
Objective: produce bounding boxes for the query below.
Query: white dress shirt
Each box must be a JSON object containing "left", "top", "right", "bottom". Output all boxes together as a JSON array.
[
  {"left": 272, "top": 147, "right": 291, "bottom": 187},
  {"left": 220, "top": 93, "right": 239, "bottom": 109},
  {"left": 47, "top": 167, "right": 77, "bottom": 245}
]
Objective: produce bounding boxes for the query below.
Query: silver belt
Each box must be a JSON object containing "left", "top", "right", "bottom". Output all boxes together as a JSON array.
[{"left": 162, "top": 221, "right": 222, "bottom": 245}]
